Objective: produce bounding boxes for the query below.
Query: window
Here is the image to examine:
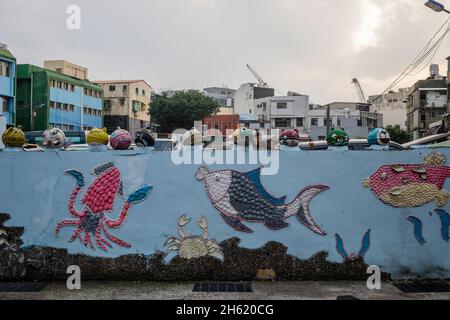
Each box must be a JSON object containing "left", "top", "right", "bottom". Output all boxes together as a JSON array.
[
  {"left": 2, "top": 97, "right": 8, "bottom": 112},
  {"left": 109, "top": 85, "right": 116, "bottom": 92},
  {"left": 274, "top": 118, "right": 290, "bottom": 128},
  {"left": 0, "top": 61, "right": 11, "bottom": 77},
  {"left": 123, "top": 85, "right": 128, "bottom": 93},
  {"left": 296, "top": 118, "right": 304, "bottom": 127},
  {"left": 63, "top": 103, "right": 68, "bottom": 111},
  {"left": 70, "top": 84, "right": 75, "bottom": 92},
  {"left": 277, "top": 102, "right": 287, "bottom": 109},
  {"left": 56, "top": 102, "right": 62, "bottom": 110},
  {"left": 421, "top": 114, "right": 426, "bottom": 121},
  {"left": 57, "top": 82, "right": 63, "bottom": 89},
  {"left": 120, "top": 98, "right": 125, "bottom": 106},
  {"left": 142, "top": 89, "right": 146, "bottom": 96},
  {"left": 310, "top": 118, "right": 318, "bottom": 126},
  {"left": 64, "top": 83, "right": 69, "bottom": 91},
  {"left": 136, "top": 88, "right": 139, "bottom": 95}
]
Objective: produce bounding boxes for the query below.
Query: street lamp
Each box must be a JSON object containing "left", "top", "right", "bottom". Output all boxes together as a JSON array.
[{"left": 424, "top": 0, "right": 450, "bottom": 14}]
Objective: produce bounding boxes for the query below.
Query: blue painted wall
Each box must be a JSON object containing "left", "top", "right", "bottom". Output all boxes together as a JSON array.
[
  {"left": 0, "top": 59, "right": 15, "bottom": 125},
  {"left": 49, "top": 87, "right": 102, "bottom": 130},
  {"left": 1, "top": 148, "right": 450, "bottom": 279}
]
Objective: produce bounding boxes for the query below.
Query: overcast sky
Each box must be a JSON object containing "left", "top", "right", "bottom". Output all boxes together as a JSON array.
[{"left": 1, "top": 0, "right": 449, "bottom": 104}]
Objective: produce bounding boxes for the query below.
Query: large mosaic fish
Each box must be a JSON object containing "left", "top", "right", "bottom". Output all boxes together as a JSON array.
[
  {"left": 196, "top": 166, "right": 329, "bottom": 235},
  {"left": 363, "top": 152, "right": 450, "bottom": 208}
]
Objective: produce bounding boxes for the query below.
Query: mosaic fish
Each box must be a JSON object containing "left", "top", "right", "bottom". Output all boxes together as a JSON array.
[
  {"left": 363, "top": 152, "right": 450, "bottom": 208},
  {"left": 196, "top": 166, "right": 329, "bottom": 235}
]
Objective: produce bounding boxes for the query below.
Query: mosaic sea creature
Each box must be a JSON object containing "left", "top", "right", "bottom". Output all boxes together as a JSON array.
[
  {"left": 433, "top": 209, "right": 450, "bottom": 242},
  {"left": 164, "top": 215, "right": 224, "bottom": 261},
  {"left": 335, "top": 229, "right": 371, "bottom": 261},
  {"left": 196, "top": 166, "right": 329, "bottom": 235},
  {"left": 55, "top": 162, "right": 153, "bottom": 252},
  {"left": 363, "top": 152, "right": 450, "bottom": 208},
  {"left": 407, "top": 216, "right": 426, "bottom": 246}
]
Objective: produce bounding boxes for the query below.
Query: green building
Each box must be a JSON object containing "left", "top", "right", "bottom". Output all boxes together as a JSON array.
[{"left": 16, "top": 64, "right": 103, "bottom": 132}]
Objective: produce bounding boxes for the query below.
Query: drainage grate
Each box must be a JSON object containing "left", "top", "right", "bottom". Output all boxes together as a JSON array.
[
  {"left": 393, "top": 282, "right": 450, "bottom": 293},
  {"left": 193, "top": 282, "right": 253, "bottom": 293},
  {"left": 0, "top": 282, "right": 49, "bottom": 293}
]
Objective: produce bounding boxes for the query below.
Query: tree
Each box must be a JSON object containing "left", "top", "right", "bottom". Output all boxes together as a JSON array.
[
  {"left": 386, "top": 125, "right": 410, "bottom": 144},
  {"left": 150, "top": 91, "right": 220, "bottom": 133}
]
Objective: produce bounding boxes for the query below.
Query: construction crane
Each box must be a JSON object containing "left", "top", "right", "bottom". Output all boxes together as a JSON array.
[
  {"left": 351, "top": 78, "right": 367, "bottom": 103},
  {"left": 246, "top": 64, "right": 268, "bottom": 88}
]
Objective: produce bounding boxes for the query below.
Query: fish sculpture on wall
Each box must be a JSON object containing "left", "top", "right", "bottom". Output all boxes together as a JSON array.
[
  {"left": 363, "top": 152, "right": 450, "bottom": 208},
  {"left": 196, "top": 166, "right": 329, "bottom": 235}
]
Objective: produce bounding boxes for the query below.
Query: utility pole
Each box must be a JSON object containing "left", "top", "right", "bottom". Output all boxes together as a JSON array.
[{"left": 326, "top": 105, "right": 331, "bottom": 134}]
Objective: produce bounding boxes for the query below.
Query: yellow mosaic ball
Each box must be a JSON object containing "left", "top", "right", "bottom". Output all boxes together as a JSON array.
[
  {"left": 2, "top": 126, "right": 26, "bottom": 148},
  {"left": 87, "top": 128, "right": 109, "bottom": 145}
]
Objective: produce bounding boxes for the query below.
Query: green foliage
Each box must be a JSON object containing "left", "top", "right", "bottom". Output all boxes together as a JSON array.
[
  {"left": 386, "top": 125, "right": 410, "bottom": 144},
  {"left": 150, "top": 91, "right": 220, "bottom": 133}
]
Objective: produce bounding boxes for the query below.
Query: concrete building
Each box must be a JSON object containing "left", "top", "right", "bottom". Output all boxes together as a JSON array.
[
  {"left": 308, "top": 102, "right": 383, "bottom": 141},
  {"left": 253, "top": 93, "right": 309, "bottom": 131},
  {"left": 44, "top": 60, "right": 88, "bottom": 81},
  {"left": 0, "top": 44, "right": 16, "bottom": 126},
  {"left": 95, "top": 80, "right": 153, "bottom": 136},
  {"left": 203, "top": 87, "right": 236, "bottom": 115},
  {"left": 233, "top": 83, "right": 275, "bottom": 116},
  {"left": 16, "top": 64, "right": 103, "bottom": 132},
  {"left": 405, "top": 66, "right": 448, "bottom": 140},
  {"left": 368, "top": 88, "right": 409, "bottom": 129}
]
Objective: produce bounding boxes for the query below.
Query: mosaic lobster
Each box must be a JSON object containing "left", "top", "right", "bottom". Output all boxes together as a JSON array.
[{"left": 55, "top": 162, "right": 153, "bottom": 252}]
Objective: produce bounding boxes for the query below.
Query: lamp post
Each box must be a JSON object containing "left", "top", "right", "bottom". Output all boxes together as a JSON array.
[{"left": 424, "top": 0, "right": 450, "bottom": 14}]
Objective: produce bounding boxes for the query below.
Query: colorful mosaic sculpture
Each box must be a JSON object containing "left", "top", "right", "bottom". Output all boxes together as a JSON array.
[
  {"left": 135, "top": 129, "right": 155, "bottom": 147},
  {"left": 407, "top": 216, "right": 426, "bottom": 246},
  {"left": 335, "top": 229, "right": 371, "bottom": 261},
  {"left": 55, "top": 161, "right": 153, "bottom": 252},
  {"left": 164, "top": 215, "right": 224, "bottom": 261},
  {"left": 434, "top": 209, "right": 450, "bottom": 242},
  {"left": 326, "top": 128, "right": 349, "bottom": 147},
  {"left": 368, "top": 128, "right": 391, "bottom": 146},
  {"left": 2, "top": 126, "right": 25, "bottom": 148},
  {"left": 110, "top": 127, "right": 132, "bottom": 150},
  {"left": 280, "top": 129, "right": 301, "bottom": 147},
  {"left": 363, "top": 152, "right": 450, "bottom": 208},
  {"left": 196, "top": 166, "right": 329, "bottom": 235},
  {"left": 87, "top": 128, "right": 109, "bottom": 146},
  {"left": 42, "top": 128, "right": 66, "bottom": 149}
]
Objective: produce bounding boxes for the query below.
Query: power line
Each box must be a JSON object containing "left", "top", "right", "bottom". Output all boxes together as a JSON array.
[{"left": 370, "top": 17, "right": 450, "bottom": 104}]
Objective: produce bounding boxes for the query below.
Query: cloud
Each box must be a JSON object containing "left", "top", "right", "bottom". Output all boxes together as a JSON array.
[{"left": 0, "top": 0, "right": 449, "bottom": 104}]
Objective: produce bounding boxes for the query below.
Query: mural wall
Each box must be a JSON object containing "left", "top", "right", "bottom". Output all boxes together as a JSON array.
[{"left": 1, "top": 149, "right": 450, "bottom": 280}]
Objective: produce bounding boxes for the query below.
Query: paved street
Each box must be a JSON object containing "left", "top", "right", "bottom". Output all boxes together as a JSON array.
[{"left": 1, "top": 281, "right": 450, "bottom": 300}]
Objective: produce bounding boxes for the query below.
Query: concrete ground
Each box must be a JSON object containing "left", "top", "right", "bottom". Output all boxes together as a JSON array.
[{"left": 1, "top": 281, "right": 450, "bottom": 300}]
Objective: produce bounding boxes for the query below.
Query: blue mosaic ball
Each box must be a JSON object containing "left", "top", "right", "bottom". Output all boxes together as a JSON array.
[{"left": 368, "top": 128, "right": 391, "bottom": 146}]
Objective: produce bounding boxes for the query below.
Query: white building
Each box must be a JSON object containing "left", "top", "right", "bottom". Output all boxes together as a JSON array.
[
  {"left": 368, "top": 88, "right": 409, "bottom": 129},
  {"left": 233, "top": 83, "right": 275, "bottom": 115},
  {"left": 203, "top": 87, "right": 236, "bottom": 115},
  {"left": 253, "top": 93, "right": 309, "bottom": 131},
  {"left": 307, "top": 103, "right": 383, "bottom": 141}
]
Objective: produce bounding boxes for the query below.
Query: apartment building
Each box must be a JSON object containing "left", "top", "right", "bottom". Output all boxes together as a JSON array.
[
  {"left": 253, "top": 93, "right": 309, "bottom": 131},
  {"left": 16, "top": 63, "right": 103, "bottom": 131},
  {"left": 96, "top": 80, "right": 153, "bottom": 136},
  {"left": 406, "top": 65, "right": 447, "bottom": 140}
]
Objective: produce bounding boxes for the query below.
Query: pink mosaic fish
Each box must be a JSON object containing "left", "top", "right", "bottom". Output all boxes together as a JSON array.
[{"left": 364, "top": 153, "right": 450, "bottom": 208}]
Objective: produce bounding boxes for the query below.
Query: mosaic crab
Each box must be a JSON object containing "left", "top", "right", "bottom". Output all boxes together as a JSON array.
[
  {"left": 55, "top": 162, "right": 153, "bottom": 252},
  {"left": 164, "top": 215, "right": 224, "bottom": 261}
]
